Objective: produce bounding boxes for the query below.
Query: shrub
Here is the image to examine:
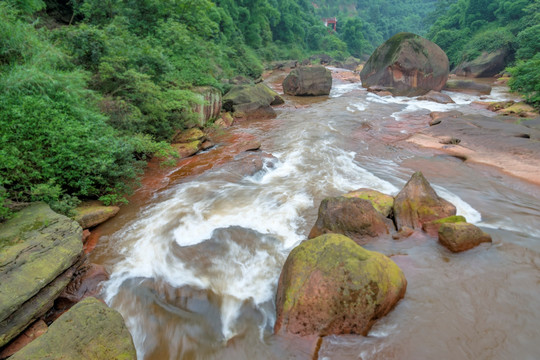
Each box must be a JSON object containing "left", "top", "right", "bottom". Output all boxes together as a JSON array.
[{"left": 508, "top": 53, "right": 540, "bottom": 110}]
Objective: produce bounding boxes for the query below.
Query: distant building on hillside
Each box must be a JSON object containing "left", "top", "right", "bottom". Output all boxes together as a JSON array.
[{"left": 322, "top": 17, "right": 337, "bottom": 31}]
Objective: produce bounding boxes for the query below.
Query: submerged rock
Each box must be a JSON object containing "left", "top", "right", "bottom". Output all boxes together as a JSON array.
[
  {"left": 438, "top": 222, "right": 492, "bottom": 252},
  {"left": 360, "top": 32, "right": 449, "bottom": 96},
  {"left": 417, "top": 90, "right": 454, "bottom": 104},
  {"left": 10, "top": 297, "right": 136, "bottom": 360},
  {"left": 393, "top": 172, "right": 456, "bottom": 231},
  {"left": 282, "top": 65, "right": 332, "bottom": 96},
  {"left": 308, "top": 196, "right": 391, "bottom": 243},
  {"left": 275, "top": 234, "right": 407, "bottom": 336},
  {"left": 0, "top": 203, "right": 83, "bottom": 347}
]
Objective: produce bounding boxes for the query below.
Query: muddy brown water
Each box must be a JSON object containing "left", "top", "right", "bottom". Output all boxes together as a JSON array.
[{"left": 90, "top": 70, "right": 540, "bottom": 360}]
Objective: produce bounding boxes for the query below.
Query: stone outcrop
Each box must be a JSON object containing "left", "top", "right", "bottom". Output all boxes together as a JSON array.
[
  {"left": 275, "top": 234, "right": 406, "bottom": 336},
  {"left": 454, "top": 49, "right": 510, "bottom": 78},
  {"left": 360, "top": 32, "right": 449, "bottom": 96},
  {"left": 223, "top": 83, "right": 284, "bottom": 119},
  {"left": 0, "top": 203, "right": 83, "bottom": 347},
  {"left": 282, "top": 65, "right": 333, "bottom": 96},
  {"left": 73, "top": 201, "right": 120, "bottom": 229},
  {"left": 393, "top": 172, "right": 456, "bottom": 231},
  {"left": 10, "top": 297, "right": 136, "bottom": 360},
  {"left": 444, "top": 79, "right": 492, "bottom": 95},
  {"left": 308, "top": 197, "right": 391, "bottom": 243},
  {"left": 417, "top": 90, "right": 454, "bottom": 104},
  {"left": 438, "top": 222, "right": 492, "bottom": 252},
  {"left": 191, "top": 86, "right": 222, "bottom": 127}
]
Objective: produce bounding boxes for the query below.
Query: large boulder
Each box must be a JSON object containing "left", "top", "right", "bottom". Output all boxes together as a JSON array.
[
  {"left": 308, "top": 197, "right": 392, "bottom": 243},
  {"left": 223, "top": 83, "right": 283, "bottom": 119},
  {"left": 10, "top": 297, "right": 136, "bottom": 360},
  {"left": 191, "top": 86, "right": 222, "bottom": 127},
  {"left": 0, "top": 203, "right": 83, "bottom": 347},
  {"left": 393, "top": 172, "right": 456, "bottom": 231},
  {"left": 282, "top": 65, "right": 332, "bottom": 96},
  {"left": 454, "top": 49, "right": 510, "bottom": 78},
  {"left": 438, "top": 222, "right": 492, "bottom": 252},
  {"left": 360, "top": 32, "right": 449, "bottom": 96},
  {"left": 275, "top": 234, "right": 407, "bottom": 336},
  {"left": 343, "top": 188, "right": 394, "bottom": 217}
]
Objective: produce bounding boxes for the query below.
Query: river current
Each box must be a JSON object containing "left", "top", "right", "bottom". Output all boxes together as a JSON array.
[{"left": 90, "top": 70, "right": 540, "bottom": 360}]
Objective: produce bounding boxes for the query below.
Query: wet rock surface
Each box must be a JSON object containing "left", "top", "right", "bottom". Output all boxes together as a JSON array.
[
  {"left": 438, "top": 222, "right": 492, "bottom": 252},
  {"left": 275, "top": 234, "right": 406, "bottom": 337},
  {"left": 73, "top": 201, "right": 120, "bottom": 229}
]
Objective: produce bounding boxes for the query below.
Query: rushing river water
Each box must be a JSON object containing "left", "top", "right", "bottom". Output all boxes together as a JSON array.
[{"left": 90, "top": 70, "right": 540, "bottom": 360}]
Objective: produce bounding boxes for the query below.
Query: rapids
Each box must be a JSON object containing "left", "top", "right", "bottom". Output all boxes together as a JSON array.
[{"left": 90, "top": 70, "right": 540, "bottom": 360}]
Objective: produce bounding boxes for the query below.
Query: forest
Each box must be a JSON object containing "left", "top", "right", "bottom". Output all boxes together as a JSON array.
[{"left": 1, "top": 0, "right": 539, "bottom": 218}]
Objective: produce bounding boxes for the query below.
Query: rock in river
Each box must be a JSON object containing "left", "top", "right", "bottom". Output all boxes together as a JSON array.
[
  {"left": 274, "top": 234, "right": 407, "bottom": 336},
  {"left": 0, "top": 203, "right": 83, "bottom": 347},
  {"left": 393, "top": 172, "right": 456, "bottom": 231},
  {"left": 223, "top": 83, "right": 283, "bottom": 119},
  {"left": 438, "top": 222, "right": 492, "bottom": 252},
  {"left": 308, "top": 196, "right": 392, "bottom": 243},
  {"left": 9, "top": 297, "right": 136, "bottom": 360},
  {"left": 360, "top": 32, "right": 449, "bottom": 96},
  {"left": 282, "top": 65, "right": 333, "bottom": 96}
]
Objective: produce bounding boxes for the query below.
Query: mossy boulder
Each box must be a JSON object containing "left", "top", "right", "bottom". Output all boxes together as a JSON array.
[
  {"left": 274, "top": 234, "right": 407, "bottom": 336},
  {"left": 282, "top": 65, "right": 333, "bottom": 96},
  {"left": 308, "top": 196, "right": 392, "bottom": 243},
  {"left": 343, "top": 188, "right": 394, "bottom": 217},
  {"left": 438, "top": 222, "right": 492, "bottom": 252},
  {"left": 0, "top": 203, "right": 83, "bottom": 347},
  {"left": 10, "top": 297, "right": 136, "bottom": 360},
  {"left": 73, "top": 201, "right": 120, "bottom": 229},
  {"left": 172, "top": 140, "right": 203, "bottom": 158},
  {"left": 360, "top": 32, "right": 449, "bottom": 96},
  {"left": 223, "top": 83, "right": 283, "bottom": 119},
  {"left": 422, "top": 215, "right": 466, "bottom": 237},
  {"left": 393, "top": 172, "right": 456, "bottom": 231},
  {"left": 172, "top": 128, "right": 206, "bottom": 144},
  {"left": 454, "top": 49, "right": 510, "bottom": 78}
]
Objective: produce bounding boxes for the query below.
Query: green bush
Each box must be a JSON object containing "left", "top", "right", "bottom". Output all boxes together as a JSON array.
[
  {"left": 462, "top": 27, "right": 515, "bottom": 61},
  {"left": 508, "top": 53, "right": 540, "bottom": 110}
]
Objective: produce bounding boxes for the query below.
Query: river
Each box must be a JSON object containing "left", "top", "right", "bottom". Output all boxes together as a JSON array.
[{"left": 89, "top": 69, "right": 540, "bottom": 360}]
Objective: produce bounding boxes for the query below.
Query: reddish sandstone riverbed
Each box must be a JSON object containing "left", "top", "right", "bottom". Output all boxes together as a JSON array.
[{"left": 90, "top": 70, "right": 540, "bottom": 360}]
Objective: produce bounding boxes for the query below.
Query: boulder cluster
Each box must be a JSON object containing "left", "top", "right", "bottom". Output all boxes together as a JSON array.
[{"left": 275, "top": 171, "right": 492, "bottom": 342}]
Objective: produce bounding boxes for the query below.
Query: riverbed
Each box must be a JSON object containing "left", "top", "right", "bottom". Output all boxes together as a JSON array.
[{"left": 90, "top": 70, "right": 540, "bottom": 360}]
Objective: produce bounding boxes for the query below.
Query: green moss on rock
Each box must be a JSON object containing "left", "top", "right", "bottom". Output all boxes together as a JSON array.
[
  {"left": 10, "top": 297, "right": 136, "bottom": 360},
  {"left": 275, "top": 234, "right": 406, "bottom": 336},
  {"left": 343, "top": 189, "right": 394, "bottom": 217}
]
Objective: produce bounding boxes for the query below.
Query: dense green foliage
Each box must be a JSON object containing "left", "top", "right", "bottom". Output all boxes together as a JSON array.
[{"left": 427, "top": 0, "right": 540, "bottom": 107}]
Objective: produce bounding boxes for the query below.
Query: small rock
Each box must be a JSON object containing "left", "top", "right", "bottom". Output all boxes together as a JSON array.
[
  {"left": 172, "top": 140, "right": 202, "bottom": 158},
  {"left": 438, "top": 222, "right": 492, "bottom": 252},
  {"left": 82, "top": 229, "right": 91, "bottom": 244},
  {"left": 417, "top": 90, "right": 455, "bottom": 104},
  {"left": 201, "top": 140, "right": 214, "bottom": 150},
  {"left": 422, "top": 215, "right": 466, "bottom": 237},
  {"left": 392, "top": 226, "right": 414, "bottom": 240}
]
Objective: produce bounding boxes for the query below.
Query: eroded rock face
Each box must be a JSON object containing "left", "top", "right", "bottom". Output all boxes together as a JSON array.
[
  {"left": 10, "top": 297, "right": 136, "bottom": 360},
  {"left": 191, "top": 86, "right": 222, "bottom": 127},
  {"left": 223, "top": 83, "right": 283, "bottom": 119},
  {"left": 393, "top": 172, "right": 456, "bottom": 231},
  {"left": 360, "top": 32, "right": 449, "bottom": 96},
  {"left": 275, "top": 234, "right": 407, "bottom": 336},
  {"left": 438, "top": 222, "right": 492, "bottom": 252},
  {"left": 282, "top": 66, "right": 332, "bottom": 96},
  {"left": 308, "top": 197, "right": 391, "bottom": 243},
  {"left": 0, "top": 203, "right": 83, "bottom": 347}
]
